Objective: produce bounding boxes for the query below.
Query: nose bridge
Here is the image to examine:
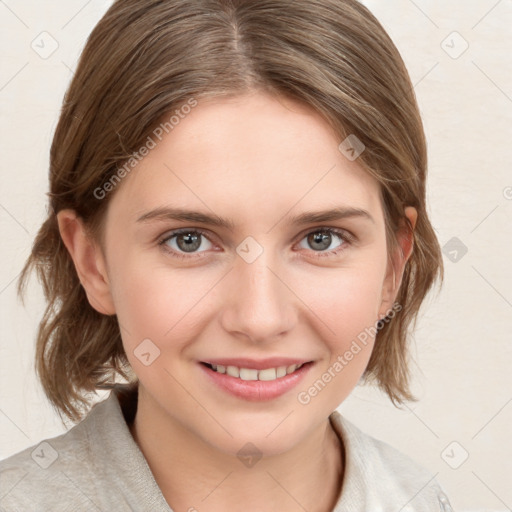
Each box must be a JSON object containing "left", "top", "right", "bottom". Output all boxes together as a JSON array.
[{"left": 221, "top": 245, "right": 295, "bottom": 342}]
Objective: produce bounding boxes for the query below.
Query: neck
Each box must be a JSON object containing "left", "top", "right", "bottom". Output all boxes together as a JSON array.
[{"left": 128, "top": 388, "right": 344, "bottom": 512}]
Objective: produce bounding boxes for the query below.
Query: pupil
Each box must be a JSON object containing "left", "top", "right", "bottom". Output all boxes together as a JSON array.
[
  {"left": 309, "top": 231, "right": 330, "bottom": 251},
  {"left": 178, "top": 232, "right": 200, "bottom": 252}
]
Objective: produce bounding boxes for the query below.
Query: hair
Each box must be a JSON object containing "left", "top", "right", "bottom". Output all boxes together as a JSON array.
[{"left": 18, "top": 0, "right": 443, "bottom": 424}]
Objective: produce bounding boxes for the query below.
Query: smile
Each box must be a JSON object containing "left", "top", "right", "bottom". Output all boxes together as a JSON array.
[
  {"left": 203, "top": 362, "right": 306, "bottom": 381},
  {"left": 199, "top": 359, "right": 314, "bottom": 401}
]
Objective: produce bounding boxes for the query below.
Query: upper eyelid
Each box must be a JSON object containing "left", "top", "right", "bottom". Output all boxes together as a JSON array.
[{"left": 159, "top": 227, "right": 213, "bottom": 244}]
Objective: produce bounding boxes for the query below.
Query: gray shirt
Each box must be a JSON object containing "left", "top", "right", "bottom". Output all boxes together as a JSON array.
[{"left": 0, "top": 384, "right": 453, "bottom": 511}]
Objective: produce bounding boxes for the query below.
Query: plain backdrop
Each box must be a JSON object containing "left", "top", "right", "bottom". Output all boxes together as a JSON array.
[{"left": 1, "top": 1, "right": 511, "bottom": 511}]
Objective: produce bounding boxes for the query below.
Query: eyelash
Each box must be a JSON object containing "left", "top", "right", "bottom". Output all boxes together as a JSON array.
[{"left": 158, "top": 227, "right": 355, "bottom": 261}]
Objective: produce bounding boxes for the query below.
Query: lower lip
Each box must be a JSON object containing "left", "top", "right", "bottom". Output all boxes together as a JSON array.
[{"left": 199, "top": 362, "right": 314, "bottom": 401}]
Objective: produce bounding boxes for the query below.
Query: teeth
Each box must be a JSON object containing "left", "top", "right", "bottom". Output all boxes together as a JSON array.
[
  {"left": 226, "top": 365, "right": 239, "bottom": 378},
  {"left": 208, "top": 363, "right": 305, "bottom": 381},
  {"left": 287, "top": 364, "right": 297, "bottom": 374},
  {"left": 239, "top": 368, "right": 258, "bottom": 381},
  {"left": 258, "top": 368, "right": 276, "bottom": 381},
  {"left": 276, "top": 366, "right": 287, "bottom": 378}
]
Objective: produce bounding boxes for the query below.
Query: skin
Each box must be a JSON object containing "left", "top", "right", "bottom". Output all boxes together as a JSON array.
[{"left": 57, "top": 90, "right": 416, "bottom": 512}]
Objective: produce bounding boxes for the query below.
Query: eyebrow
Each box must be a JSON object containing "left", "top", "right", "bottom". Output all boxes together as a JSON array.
[{"left": 136, "top": 205, "right": 374, "bottom": 230}]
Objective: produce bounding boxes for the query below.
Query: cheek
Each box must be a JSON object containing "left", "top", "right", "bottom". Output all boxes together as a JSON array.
[
  {"left": 296, "top": 258, "right": 387, "bottom": 342},
  {"left": 290, "top": 258, "right": 387, "bottom": 401},
  {"left": 108, "top": 263, "right": 218, "bottom": 398},
  {"left": 108, "top": 252, "right": 216, "bottom": 349}
]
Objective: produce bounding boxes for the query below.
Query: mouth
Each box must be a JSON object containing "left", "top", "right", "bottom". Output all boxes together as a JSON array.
[
  {"left": 198, "top": 358, "right": 314, "bottom": 401},
  {"left": 200, "top": 361, "right": 309, "bottom": 381}
]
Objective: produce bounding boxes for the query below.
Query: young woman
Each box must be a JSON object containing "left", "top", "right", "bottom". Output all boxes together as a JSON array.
[{"left": 0, "top": 0, "right": 452, "bottom": 510}]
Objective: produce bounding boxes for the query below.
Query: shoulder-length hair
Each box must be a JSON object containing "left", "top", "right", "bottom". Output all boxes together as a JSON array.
[{"left": 18, "top": 0, "right": 443, "bottom": 424}]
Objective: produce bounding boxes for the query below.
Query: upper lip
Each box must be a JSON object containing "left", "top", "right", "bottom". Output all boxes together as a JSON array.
[{"left": 201, "top": 358, "right": 313, "bottom": 370}]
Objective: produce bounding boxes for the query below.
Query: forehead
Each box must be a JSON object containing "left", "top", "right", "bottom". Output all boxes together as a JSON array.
[{"left": 107, "top": 92, "right": 383, "bottom": 228}]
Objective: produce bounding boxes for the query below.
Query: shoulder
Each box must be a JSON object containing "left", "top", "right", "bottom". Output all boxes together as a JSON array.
[
  {"left": 0, "top": 394, "right": 116, "bottom": 511},
  {"left": 329, "top": 411, "right": 453, "bottom": 511},
  {"left": 0, "top": 384, "right": 170, "bottom": 512}
]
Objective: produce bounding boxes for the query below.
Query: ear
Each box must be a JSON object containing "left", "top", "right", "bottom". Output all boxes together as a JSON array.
[
  {"left": 56, "top": 209, "right": 116, "bottom": 315},
  {"left": 378, "top": 206, "right": 417, "bottom": 318}
]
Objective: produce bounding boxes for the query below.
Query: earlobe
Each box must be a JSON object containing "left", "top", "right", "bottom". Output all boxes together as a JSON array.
[{"left": 56, "top": 209, "right": 116, "bottom": 315}]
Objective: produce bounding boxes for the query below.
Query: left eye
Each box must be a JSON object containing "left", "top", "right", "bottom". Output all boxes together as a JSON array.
[{"left": 297, "top": 228, "right": 350, "bottom": 254}]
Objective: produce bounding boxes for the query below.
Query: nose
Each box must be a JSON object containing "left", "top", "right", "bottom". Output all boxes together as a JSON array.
[{"left": 219, "top": 248, "right": 297, "bottom": 344}]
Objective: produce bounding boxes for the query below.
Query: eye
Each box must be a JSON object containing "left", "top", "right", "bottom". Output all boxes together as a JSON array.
[
  {"left": 158, "top": 226, "right": 354, "bottom": 260},
  {"left": 296, "top": 227, "right": 353, "bottom": 257},
  {"left": 158, "top": 229, "right": 214, "bottom": 259}
]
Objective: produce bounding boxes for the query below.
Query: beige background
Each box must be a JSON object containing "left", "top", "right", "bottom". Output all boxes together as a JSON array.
[{"left": 1, "top": 1, "right": 511, "bottom": 510}]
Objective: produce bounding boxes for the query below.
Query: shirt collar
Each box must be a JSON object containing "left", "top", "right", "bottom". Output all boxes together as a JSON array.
[{"left": 96, "top": 384, "right": 374, "bottom": 510}]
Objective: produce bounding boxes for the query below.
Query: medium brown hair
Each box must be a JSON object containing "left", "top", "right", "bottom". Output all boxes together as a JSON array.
[{"left": 18, "top": 0, "right": 443, "bottom": 424}]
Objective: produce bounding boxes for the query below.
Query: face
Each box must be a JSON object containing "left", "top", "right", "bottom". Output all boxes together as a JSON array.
[{"left": 87, "top": 91, "right": 405, "bottom": 456}]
